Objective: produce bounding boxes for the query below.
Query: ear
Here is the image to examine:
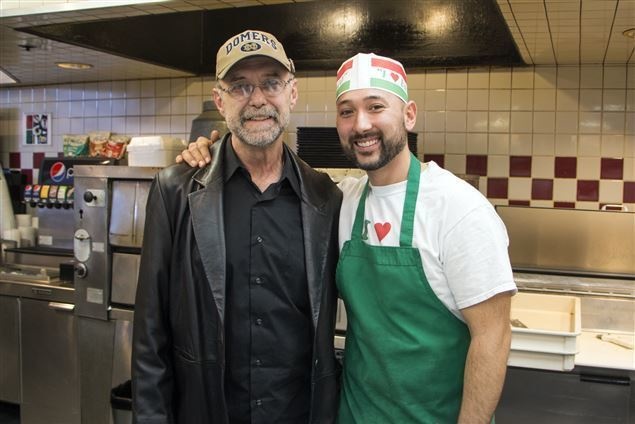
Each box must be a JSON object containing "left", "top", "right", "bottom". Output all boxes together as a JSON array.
[
  {"left": 403, "top": 100, "right": 417, "bottom": 132},
  {"left": 288, "top": 78, "right": 298, "bottom": 109},
  {"left": 213, "top": 88, "right": 226, "bottom": 117}
]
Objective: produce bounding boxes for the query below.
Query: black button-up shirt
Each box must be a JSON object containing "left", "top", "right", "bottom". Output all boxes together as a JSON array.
[{"left": 223, "top": 141, "right": 312, "bottom": 424}]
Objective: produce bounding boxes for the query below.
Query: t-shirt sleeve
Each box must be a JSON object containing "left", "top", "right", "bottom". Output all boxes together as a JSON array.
[{"left": 442, "top": 204, "right": 517, "bottom": 310}]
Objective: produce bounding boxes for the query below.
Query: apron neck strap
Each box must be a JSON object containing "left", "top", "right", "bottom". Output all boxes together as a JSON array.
[
  {"left": 400, "top": 153, "right": 420, "bottom": 246},
  {"left": 351, "top": 153, "right": 421, "bottom": 247},
  {"left": 351, "top": 184, "right": 369, "bottom": 241}
]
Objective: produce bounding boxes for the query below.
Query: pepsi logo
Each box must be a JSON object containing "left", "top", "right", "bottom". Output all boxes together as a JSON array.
[{"left": 50, "top": 161, "right": 68, "bottom": 183}]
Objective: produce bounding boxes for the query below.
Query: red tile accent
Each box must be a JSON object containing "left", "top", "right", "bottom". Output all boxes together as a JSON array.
[
  {"left": 487, "top": 178, "right": 508, "bottom": 198},
  {"left": 424, "top": 154, "right": 445, "bottom": 169},
  {"left": 33, "top": 152, "right": 45, "bottom": 170},
  {"left": 466, "top": 155, "right": 488, "bottom": 176},
  {"left": 624, "top": 181, "right": 635, "bottom": 203},
  {"left": 554, "top": 157, "right": 577, "bottom": 178},
  {"left": 531, "top": 178, "right": 554, "bottom": 200},
  {"left": 21, "top": 169, "right": 33, "bottom": 185},
  {"left": 509, "top": 156, "right": 531, "bottom": 177},
  {"left": 577, "top": 180, "right": 600, "bottom": 201},
  {"left": 554, "top": 201, "right": 575, "bottom": 209},
  {"left": 9, "top": 152, "right": 20, "bottom": 169},
  {"left": 509, "top": 200, "right": 530, "bottom": 206},
  {"left": 600, "top": 158, "right": 623, "bottom": 179}
]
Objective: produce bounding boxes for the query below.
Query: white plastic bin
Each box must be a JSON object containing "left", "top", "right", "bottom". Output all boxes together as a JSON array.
[
  {"left": 127, "top": 136, "right": 186, "bottom": 167},
  {"left": 509, "top": 292, "right": 581, "bottom": 371}
]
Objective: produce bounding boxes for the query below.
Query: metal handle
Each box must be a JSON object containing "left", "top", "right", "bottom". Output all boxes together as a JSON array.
[
  {"left": 31, "top": 287, "right": 52, "bottom": 296},
  {"left": 48, "top": 302, "right": 75, "bottom": 312},
  {"left": 600, "top": 204, "right": 629, "bottom": 211},
  {"left": 580, "top": 374, "right": 630, "bottom": 386}
]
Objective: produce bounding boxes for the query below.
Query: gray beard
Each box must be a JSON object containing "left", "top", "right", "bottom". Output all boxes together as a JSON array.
[{"left": 227, "top": 106, "right": 289, "bottom": 148}]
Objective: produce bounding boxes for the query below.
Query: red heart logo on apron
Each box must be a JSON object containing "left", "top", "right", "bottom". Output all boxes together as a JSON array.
[
  {"left": 391, "top": 72, "right": 399, "bottom": 82},
  {"left": 374, "top": 222, "right": 391, "bottom": 241}
]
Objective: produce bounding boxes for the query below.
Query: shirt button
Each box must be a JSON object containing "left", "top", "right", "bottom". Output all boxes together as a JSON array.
[
  {"left": 255, "top": 318, "right": 263, "bottom": 326},
  {"left": 256, "top": 236, "right": 263, "bottom": 243},
  {"left": 255, "top": 359, "right": 262, "bottom": 366},
  {"left": 255, "top": 399, "right": 262, "bottom": 406},
  {"left": 254, "top": 277, "right": 263, "bottom": 285}
]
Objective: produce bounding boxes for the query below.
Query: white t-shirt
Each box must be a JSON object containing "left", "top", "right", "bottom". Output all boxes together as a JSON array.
[{"left": 337, "top": 161, "right": 517, "bottom": 321}]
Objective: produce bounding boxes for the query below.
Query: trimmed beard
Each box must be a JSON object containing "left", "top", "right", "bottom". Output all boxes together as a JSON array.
[
  {"left": 341, "top": 125, "right": 408, "bottom": 171},
  {"left": 226, "top": 105, "right": 289, "bottom": 148}
]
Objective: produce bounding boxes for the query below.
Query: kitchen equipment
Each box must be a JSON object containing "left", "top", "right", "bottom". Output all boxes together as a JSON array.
[
  {"left": 20, "top": 297, "right": 80, "bottom": 424},
  {"left": 73, "top": 165, "right": 158, "bottom": 424},
  {"left": 497, "top": 205, "right": 635, "bottom": 277},
  {"left": 495, "top": 206, "right": 635, "bottom": 423},
  {"left": 0, "top": 260, "right": 77, "bottom": 423},
  {"left": 189, "top": 100, "right": 228, "bottom": 142}
]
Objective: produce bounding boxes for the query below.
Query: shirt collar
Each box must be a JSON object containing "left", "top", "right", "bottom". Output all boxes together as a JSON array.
[{"left": 223, "top": 139, "right": 301, "bottom": 197}]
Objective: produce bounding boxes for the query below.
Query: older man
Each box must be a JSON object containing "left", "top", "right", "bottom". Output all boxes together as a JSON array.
[
  {"left": 132, "top": 30, "right": 342, "bottom": 424},
  {"left": 179, "top": 52, "right": 516, "bottom": 424}
]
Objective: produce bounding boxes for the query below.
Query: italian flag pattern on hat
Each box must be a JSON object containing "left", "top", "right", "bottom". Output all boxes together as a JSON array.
[{"left": 336, "top": 53, "right": 408, "bottom": 103}]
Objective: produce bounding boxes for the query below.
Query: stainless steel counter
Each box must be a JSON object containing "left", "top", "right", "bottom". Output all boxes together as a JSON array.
[
  {"left": 0, "top": 276, "right": 74, "bottom": 304},
  {"left": 514, "top": 271, "right": 635, "bottom": 299}
]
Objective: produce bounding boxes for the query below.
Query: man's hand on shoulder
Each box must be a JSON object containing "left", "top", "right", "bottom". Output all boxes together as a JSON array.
[{"left": 175, "top": 130, "right": 220, "bottom": 168}]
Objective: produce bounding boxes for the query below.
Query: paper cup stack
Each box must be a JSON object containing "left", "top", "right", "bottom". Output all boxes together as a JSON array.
[{"left": 15, "top": 214, "right": 37, "bottom": 248}]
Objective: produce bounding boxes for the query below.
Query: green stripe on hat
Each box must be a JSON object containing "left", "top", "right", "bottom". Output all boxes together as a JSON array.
[
  {"left": 371, "top": 77, "right": 408, "bottom": 102},
  {"left": 336, "top": 80, "right": 351, "bottom": 99}
]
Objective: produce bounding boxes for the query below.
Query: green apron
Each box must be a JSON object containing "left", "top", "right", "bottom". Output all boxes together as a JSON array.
[{"left": 336, "top": 154, "right": 471, "bottom": 424}]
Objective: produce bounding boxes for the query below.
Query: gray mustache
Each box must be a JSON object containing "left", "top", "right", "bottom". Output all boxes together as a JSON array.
[{"left": 241, "top": 108, "right": 278, "bottom": 122}]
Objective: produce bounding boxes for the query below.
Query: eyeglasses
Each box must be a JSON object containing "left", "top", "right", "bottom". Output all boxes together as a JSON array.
[{"left": 218, "top": 77, "right": 295, "bottom": 99}]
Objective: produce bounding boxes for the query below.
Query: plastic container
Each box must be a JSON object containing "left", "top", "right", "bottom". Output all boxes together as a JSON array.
[
  {"left": 127, "top": 136, "right": 186, "bottom": 167},
  {"left": 509, "top": 292, "right": 581, "bottom": 371}
]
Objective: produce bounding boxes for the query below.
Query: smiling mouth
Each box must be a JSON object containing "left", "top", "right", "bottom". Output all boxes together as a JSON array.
[
  {"left": 243, "top": 115, "right": 276, "bottom": 124},
  {"left": 353, "top": 137, "right": 380, "bottom": 149}
]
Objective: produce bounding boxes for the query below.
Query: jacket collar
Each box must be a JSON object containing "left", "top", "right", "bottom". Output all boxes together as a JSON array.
[{"left": 193, "top": 133, "right": 331, "bottom": 213}]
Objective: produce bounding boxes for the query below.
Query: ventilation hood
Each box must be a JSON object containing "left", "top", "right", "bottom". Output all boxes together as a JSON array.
[{"left": 5, "top": 0, "right": 522, "bottom": 85}]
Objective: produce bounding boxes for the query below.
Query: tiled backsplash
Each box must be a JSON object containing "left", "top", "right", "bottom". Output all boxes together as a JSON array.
[{"left": 1, "top": 65, "right": 634, "bottom": 210}]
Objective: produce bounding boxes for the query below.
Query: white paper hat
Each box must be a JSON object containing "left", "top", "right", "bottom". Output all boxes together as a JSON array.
[{"left": 336, "top": 53, "right": 408, "bottom": 102}]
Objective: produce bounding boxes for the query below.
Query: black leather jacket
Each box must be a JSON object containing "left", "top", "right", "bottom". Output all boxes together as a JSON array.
[{"left": 132, "top": 136, "right": 342, "bottom": 424}]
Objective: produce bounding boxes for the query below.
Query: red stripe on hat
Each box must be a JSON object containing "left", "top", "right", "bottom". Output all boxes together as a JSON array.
[
  {"left": 337, "top": 59, "right": 354, "bottom": 80},
  {"left": 371, "top": 57, "right": 407, "bottom": 82}
]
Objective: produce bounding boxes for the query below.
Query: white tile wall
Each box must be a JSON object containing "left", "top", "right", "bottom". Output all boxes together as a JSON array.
[{"left": 1, "top": 64, "right": 634, "bottom": 209}]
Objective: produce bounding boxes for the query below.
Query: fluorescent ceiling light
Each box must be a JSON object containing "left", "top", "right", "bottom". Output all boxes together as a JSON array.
[
  {"left": 56, "top": 62, "right": 93, "bottom": 70},
  {"left": 0, "top": 68, "right": 18, "bottom": 84}
]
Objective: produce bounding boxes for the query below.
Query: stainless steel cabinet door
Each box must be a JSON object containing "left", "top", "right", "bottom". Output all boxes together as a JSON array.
[
  {"left": 0, "top": 295, "right": 20, "bottom": 404},
  {"left": 21, "top": 298, "right": 80, "bottom": 424}
]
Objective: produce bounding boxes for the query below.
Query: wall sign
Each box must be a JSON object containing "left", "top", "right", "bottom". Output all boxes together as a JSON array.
[{"left": 24, "top": 113, "right": 51, "bottom": 146}]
